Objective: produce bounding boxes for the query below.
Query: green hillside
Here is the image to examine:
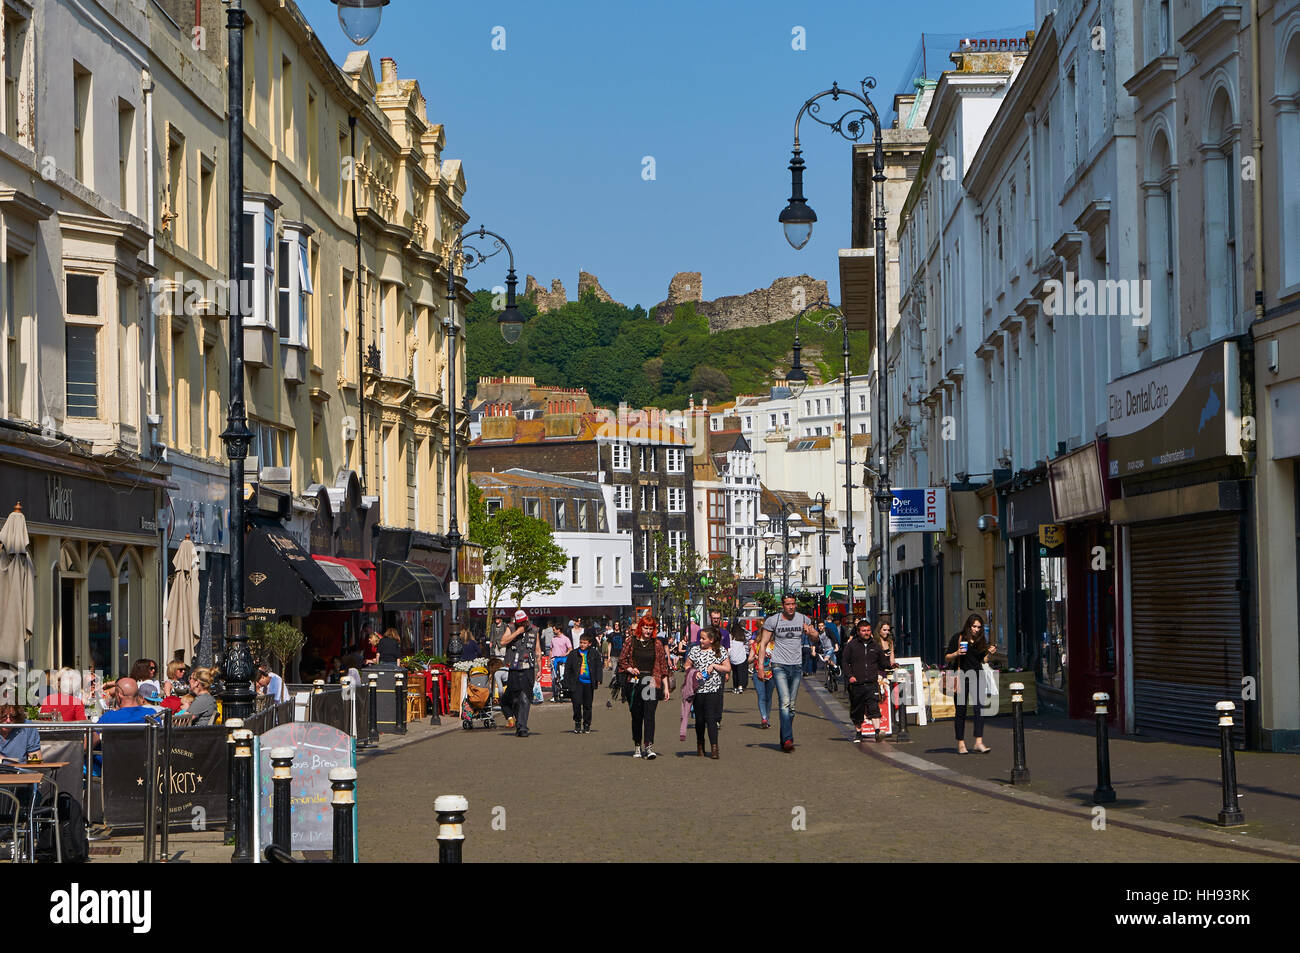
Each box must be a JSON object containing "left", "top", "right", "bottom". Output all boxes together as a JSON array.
[{"left": 464, "top": 289, "right": 872, "bottom": 410}]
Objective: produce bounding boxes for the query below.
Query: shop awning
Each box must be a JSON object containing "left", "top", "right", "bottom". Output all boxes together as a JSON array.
[
  {"left": 314, "top": 555, "right": 378, "bottom": 611},
  {"left": 377, "top": 559, "right": 446, "bottom": 610},
  {"left": 245, "top": 519, "right": 359, "bottom": 620}
]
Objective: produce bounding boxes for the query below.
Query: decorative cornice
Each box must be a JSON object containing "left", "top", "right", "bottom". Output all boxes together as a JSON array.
[
  {"left": 1178, "top": 5, "right": 1244, "bottom": 60},
  {"left": 1123, "top": 55, "right": 1179, "bottom": 103}
]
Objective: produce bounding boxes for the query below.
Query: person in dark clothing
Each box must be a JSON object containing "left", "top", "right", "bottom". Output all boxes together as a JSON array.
[
  {"left": 501, "top": 609, "right": 540, "bottom": 737},
  {"left": 617, "top": 614, "right": 671, "bottom": 759},
  {"left": 376, "top": 628, "right": 403, "bottom": 665},
  {"left": 565, "top": 631, "right": 603, "bottom": 733},
  {"left": 945, "top": 613, "right": 995, "bottom": 754},
  {"left": 844, "top": 619, "right": 894, "bottom": 743},
  {"left": 460, "top": 634, "right": 481, "bottom": 661}
]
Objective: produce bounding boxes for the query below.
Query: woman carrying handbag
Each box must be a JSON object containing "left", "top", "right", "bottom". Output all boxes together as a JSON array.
[{"left": 944, "top": 613, "right": 996, "bottom": 754}]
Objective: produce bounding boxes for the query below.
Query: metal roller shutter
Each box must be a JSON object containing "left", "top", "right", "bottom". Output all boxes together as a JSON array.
[{"left": 1130, "top": 513, "right": 1245, "bottom": 746}]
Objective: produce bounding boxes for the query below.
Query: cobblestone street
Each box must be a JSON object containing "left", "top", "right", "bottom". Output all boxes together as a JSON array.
[{"left": 356, "top": 683, "right": 1280, "bottom": 863}]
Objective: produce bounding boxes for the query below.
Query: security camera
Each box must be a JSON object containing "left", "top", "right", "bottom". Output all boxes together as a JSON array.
[{"left": 977, "top": 514, "right": 998, "bottom": 533}]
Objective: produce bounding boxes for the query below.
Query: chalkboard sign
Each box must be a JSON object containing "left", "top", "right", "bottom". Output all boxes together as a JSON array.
[
  {"left": 102, "top": 726, "right": 229, "bottom": 831},
  {"left": 255, "top": 721, "right": 356, "bottom": 860}
]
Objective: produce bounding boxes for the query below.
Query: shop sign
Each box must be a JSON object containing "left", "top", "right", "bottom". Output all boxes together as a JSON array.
[
  {"left": 102, "top": 726, "right": 229, "bottom": 828},
  {"left": 967, "top": 579, "right": 988, "bottom": 611},
  {"left": 889, "top": 488, "right": 947, "bottom": 533},
  {"left": 0, "top": 463, "right": 155, "bottom": 537},
  {"left": 1106, "top": 340, "right": 1242, "bottom": 477},
  {"left": 166, "top": 461, "right": 229, "bottom": 553},
  {"left": 1038, "top": 524, "right": 1065, "bottom": 548},
  {"left": 1048, "top": 441, "right": 1108, "bottom": 522}
]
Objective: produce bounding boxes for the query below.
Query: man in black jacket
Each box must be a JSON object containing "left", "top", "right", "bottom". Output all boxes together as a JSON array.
[{"left": 844, "top": 619, "right": 894, "bottom": 743}]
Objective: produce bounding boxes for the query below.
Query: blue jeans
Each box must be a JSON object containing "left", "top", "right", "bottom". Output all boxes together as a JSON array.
[
  {"left": 753, "top": 672, "right": 774, "bottom": 724},
  {"left": 771, "top": 663, "right": 803, "bottom": 744}
]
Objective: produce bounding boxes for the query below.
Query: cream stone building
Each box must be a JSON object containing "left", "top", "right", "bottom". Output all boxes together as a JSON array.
[{"left": 0, "top": 0, "right": 476, "bottom": 675}]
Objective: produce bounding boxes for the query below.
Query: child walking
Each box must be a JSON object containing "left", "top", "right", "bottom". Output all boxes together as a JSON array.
[{"left": 565, "top": 630, "right": 603, "bottom": 733}]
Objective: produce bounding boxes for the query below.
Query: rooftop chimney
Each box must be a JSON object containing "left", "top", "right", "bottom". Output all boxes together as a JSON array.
[{"left": 380, "top": 57, "right": 398, "bottom": 83}]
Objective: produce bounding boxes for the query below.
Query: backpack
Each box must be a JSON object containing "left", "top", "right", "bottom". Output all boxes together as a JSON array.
[{"left": 37, "top": 791, "right": 89, "bottom": 863}]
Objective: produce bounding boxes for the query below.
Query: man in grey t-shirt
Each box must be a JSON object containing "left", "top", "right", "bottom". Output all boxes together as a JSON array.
[{"left": 757, "top": 594, "right": 818, "bottom": 752}]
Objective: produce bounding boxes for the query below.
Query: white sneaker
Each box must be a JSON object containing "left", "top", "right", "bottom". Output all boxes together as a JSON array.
[
  {"left": 632, "top": 747, "right": 643, "bottom": 758},
  {"left": 645, "top": 744, "right": 657, "bottom": 760}
]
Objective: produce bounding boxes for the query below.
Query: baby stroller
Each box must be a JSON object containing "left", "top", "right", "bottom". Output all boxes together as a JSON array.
[
  {"left": 823, "top": 650, "right": 842, "bottom": 693},
  {"left": 460, "top": 660, "right": 499, "bottom": 730}
]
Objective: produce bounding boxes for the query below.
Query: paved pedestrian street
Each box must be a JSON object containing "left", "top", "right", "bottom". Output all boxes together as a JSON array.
[{"left": 356, "top": 685, "right": 1278, "bottom": 863}]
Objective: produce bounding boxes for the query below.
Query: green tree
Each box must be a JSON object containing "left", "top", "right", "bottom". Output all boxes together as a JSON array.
[
  {"left": 687, "top": 364, "right": 731, "bottom": 403},
  {"left": 479, "top": 507, "right": 568, "bottom": 620}
]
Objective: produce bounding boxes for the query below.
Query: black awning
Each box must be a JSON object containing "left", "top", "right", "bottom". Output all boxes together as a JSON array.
[
  {"left": 377, "top": 559, "right": 446, "bottom": 610},
  {"left": 244, "top": 518, "right": 358, "bottom": 621}
]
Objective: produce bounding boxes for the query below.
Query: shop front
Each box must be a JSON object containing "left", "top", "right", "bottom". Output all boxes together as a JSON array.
[
  {"left": 1001, "top": 472, "right": 1057, "bottom": 678},
  {"left": 304, "top": 473, "right": 379, "bottom": 665},
  {"left": 374, "top": 528, "right": 449, "bottom": 656},
  {"left": 243, "top": 514, "right": 360, "bottom": 642},
  {"left": 163, "top": 453, "right": 229, "bottom": 666},
  {"left": 1108, "top": 340, "right": 1252, "bottom": 746},
  {"left": 1047, "top": 441, "right": 1117, "bottom": 719},
  {"left": 1, "top": 432, "right": 167, "bottom": 676}
]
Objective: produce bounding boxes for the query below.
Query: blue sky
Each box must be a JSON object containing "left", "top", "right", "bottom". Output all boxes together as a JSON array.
[{"left": 304, "top": 0, "right": 1034, "bottom": 311}]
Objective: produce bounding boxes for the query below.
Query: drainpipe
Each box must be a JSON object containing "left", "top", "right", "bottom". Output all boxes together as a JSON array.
[
  {"left": 1250, "top": 0, "right": 1264, "bottom": 325},
  {"left": 1025, "top": 109, "right": 1039, "bottom": 269},
  {"left": 144, "top": 68, "right": 160, "bottom": 455},
  {"left": 349, "top": 114, "right": 366, "bottom": 492}
]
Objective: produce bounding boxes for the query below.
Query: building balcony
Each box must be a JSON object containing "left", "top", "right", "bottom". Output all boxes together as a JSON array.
[
  {"left": 280, "top": 341, "right": 307, "bottom": 385},
  {"left": 243, "top": 323, "right": 274, "bottom": 368}
]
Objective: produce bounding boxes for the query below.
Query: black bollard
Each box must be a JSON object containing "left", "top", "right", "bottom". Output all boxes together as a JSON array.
[
  {"left": 330, "top": 766, "right": 357, "bottom": 862},
  {"left": 270, "top": 746, "right": 295, "bottom": 854},
  {"left": 346, "top": 676, "right": 372, "bottom": 749},
  {"left": 224, "top": 718, "right": 244, "bottom": 843},
  {"left": 1215, "top": 701, "right": 1246, "bottom": 826},
  {"left": 310, "top": 679, "right": 324, "bottom": 722},
  {"left": 1092, "top": 692, "right": 1116, "bottom": 804},
  {"left": 367, "top": 672, "right": 380, "bottom": 742},
  {"left": 428, "top": 670, "right": 442, "bottom": 726},
  {"left": 231, "top": 728, "right": 254, "bottom": 863},
  {"left": 395, "top": 671, "right": 407, "bottom": 734},
  {"left": 1010, "top": 681, "right": 1030, "bottom": 785},
  {"left": 891, "top": 672, "right": 911, "bottom": 743},
  {"left": 435, "top": 794, "right": 468, "bottom": 863}
]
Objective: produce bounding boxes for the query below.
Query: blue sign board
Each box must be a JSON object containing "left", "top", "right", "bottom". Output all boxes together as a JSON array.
[{"left": 889, "top": 488, "right": 946, "bottom": 532}]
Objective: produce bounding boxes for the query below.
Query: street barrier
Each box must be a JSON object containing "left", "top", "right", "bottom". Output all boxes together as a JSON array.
[
  {"left": 1010, "top": 682, "right": 1030, "bottom": 785},
  {"left": 1216, "top": 701, "right": 1246, "bottom": 826},
  {"left": 1092, "top": 692, "right": 1116, "bottom": 804},
  {"left": 435, "top": 794, "right": 468, "bottom": 863}
]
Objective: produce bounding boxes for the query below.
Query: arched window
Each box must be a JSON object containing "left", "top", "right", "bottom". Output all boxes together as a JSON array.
[
  {"left": 1203, "top": 86, "right": 1240, "bottom": 338},
  {"left": 1143, "top": 127, "right": 1177, "bottom": 361},
  {"left": 1279, "top": 29, "right": 1300, "bottom": 288}
]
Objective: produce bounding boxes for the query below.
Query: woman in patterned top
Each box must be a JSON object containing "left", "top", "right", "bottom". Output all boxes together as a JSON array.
[{"left": 685, "top": 627, "right": 731, "bottom": 759}]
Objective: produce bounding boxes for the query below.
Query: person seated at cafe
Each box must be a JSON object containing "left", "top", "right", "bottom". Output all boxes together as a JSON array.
[
  {"left": 164, "top": 660, "right": 188, "bottom": 696},
  {"left": 363, "top": 628, "right": 380, "bottom": 665},
  {"left": 130, "top": 658, "right": 161, "bottom": 697},
  {"left": 41, "top": 667, "right": 87, "bottom": 722},
  {"left": 255, "top": 666, "right": 289, "bottom": 703},
  {"left": 374, "top": 627, "right": 403, "bottom": 666},
  {"left": 139, "top": 683, "right": 167, "bottom": 711},
  {"left": 96, "top": 678, "right": 153, "bottom": 725},
  {"left": 185, "top": 668, "right": 219, "bottom": 725},
  {"left": 0, "top": 704, "right": 40, "bottom": 762}
]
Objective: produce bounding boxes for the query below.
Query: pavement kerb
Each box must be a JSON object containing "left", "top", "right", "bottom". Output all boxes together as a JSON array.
[{"left": 805, "top": 679, "right": 1300, "bottom": 863}]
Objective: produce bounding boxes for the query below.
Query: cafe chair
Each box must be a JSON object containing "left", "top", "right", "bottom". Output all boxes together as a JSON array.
[
  {"left": 3, "top": 765, "right": 60, "bottom": 862},
  {"left": 0, "top": 789, "right": 22, "bottom": 862},
  {"left": 406, "top": 681, "right": 427, "bottom": 722}
]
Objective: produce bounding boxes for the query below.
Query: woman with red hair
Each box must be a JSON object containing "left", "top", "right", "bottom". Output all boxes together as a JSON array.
[{"left": 617, "top": 615, "right": 671, "bottom": 759}]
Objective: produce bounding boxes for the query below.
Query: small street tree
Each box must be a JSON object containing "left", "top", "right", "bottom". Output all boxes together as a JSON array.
[{"left": 476, "top": 505, "right": 568, "bottom": 620}]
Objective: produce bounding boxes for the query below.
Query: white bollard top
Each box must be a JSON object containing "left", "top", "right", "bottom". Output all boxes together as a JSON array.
[
  {"left": 1092, "top": 692, "right": 1110, "bottom": 702},
  {"left": 1216, "top": 700, "right": 1236, "bottom": 711},
  {"left": 434, "top": 795, "right": 469, "bottom": 813},
  {"left": 367, "top": 671, "right": 379, "bottom": 681},
  {"left": 270, "top": 746, "right": 295, "bottom": 760},
  {"left": 1010, "top": 682, "right": 1024, "bottom": 691},
  {"left": 226, "top": 718, "right": 244, "bottom": 728},
  {"left": 329, "top": 766, "right": 358, "bottom": 782}
]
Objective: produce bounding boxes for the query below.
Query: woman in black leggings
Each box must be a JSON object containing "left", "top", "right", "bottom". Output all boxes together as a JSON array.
[
  {"left": 618, "top": 615, "right": 671, "bottom": 760},
  {"left": 944, "top": 613, "right": 996, "bottom": 754},
  {"left": 685, "top": 627, "right": 731, "bottom": 759}
]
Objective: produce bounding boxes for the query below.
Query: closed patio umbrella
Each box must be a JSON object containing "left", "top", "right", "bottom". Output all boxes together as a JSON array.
[
  {"left": 0, "top": 502, "right": 34, "bottom": 666},
  {"left": 165, "top": 536, "right": 201, "bottom": 664}
]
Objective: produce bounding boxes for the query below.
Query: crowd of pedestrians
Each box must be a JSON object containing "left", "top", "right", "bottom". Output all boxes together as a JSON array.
[{"left": 481, "top": 601, "right": 995, "bottom": 761}]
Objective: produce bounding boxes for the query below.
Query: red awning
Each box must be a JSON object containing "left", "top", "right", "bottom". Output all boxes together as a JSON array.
[{"left": 314, "top": 555, "right": 378, "bottom": 611}]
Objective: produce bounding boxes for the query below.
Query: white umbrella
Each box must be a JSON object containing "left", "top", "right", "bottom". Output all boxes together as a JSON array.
[
  {"left": 0, "top": 502, "right": 34, "bottom": 666},
  {"left": 165, "top": 536, "right": 201, "bottom": 664}
]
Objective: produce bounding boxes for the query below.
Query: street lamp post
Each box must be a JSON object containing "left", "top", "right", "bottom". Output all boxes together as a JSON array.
[
  {"left": 784, "top": 299, "right": 858, "bottom": 622},
  {"left": 780, "top": 79, "right": 891, "bottom": 623},
  {"left": 809, "top": 492, "right": 829, "bottom": 620},
  {"left": 443, "top": 226, "right": 525, "bottom": 664}
]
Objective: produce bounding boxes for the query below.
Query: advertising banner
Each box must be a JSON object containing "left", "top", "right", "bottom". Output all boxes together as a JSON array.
[{"left": 889, "top": 488, "right": 947, "bottom": 533}]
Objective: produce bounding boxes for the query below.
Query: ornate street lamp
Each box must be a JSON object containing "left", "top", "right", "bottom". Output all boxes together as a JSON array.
[
  {"left": 780, "top": 79, "right": 892, "bottom": 622},
  {"left": 443, "top": 226, "right": 525, "bottom": 664},
  {"left": 809, "top": 492, "right": 829, "bottom": 620},
  {"left": 331, "top": 0, "right": 391, "bottom": 45}
]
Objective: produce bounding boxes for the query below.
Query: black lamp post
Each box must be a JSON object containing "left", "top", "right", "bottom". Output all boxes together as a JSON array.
[
  {"left": 781, "top": 80, "right": 891, "bottom": 624},
  {"left": 444, "top": 226, "right": 525, "bottom": 665},
  {"left": 809, "top": 492, "right": 829, "bottom": 620}
]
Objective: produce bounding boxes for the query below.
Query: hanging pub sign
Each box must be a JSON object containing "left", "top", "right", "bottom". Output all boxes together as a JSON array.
[{"left": 1106, "top": 340, "right": 1243, "bottom": 478}]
